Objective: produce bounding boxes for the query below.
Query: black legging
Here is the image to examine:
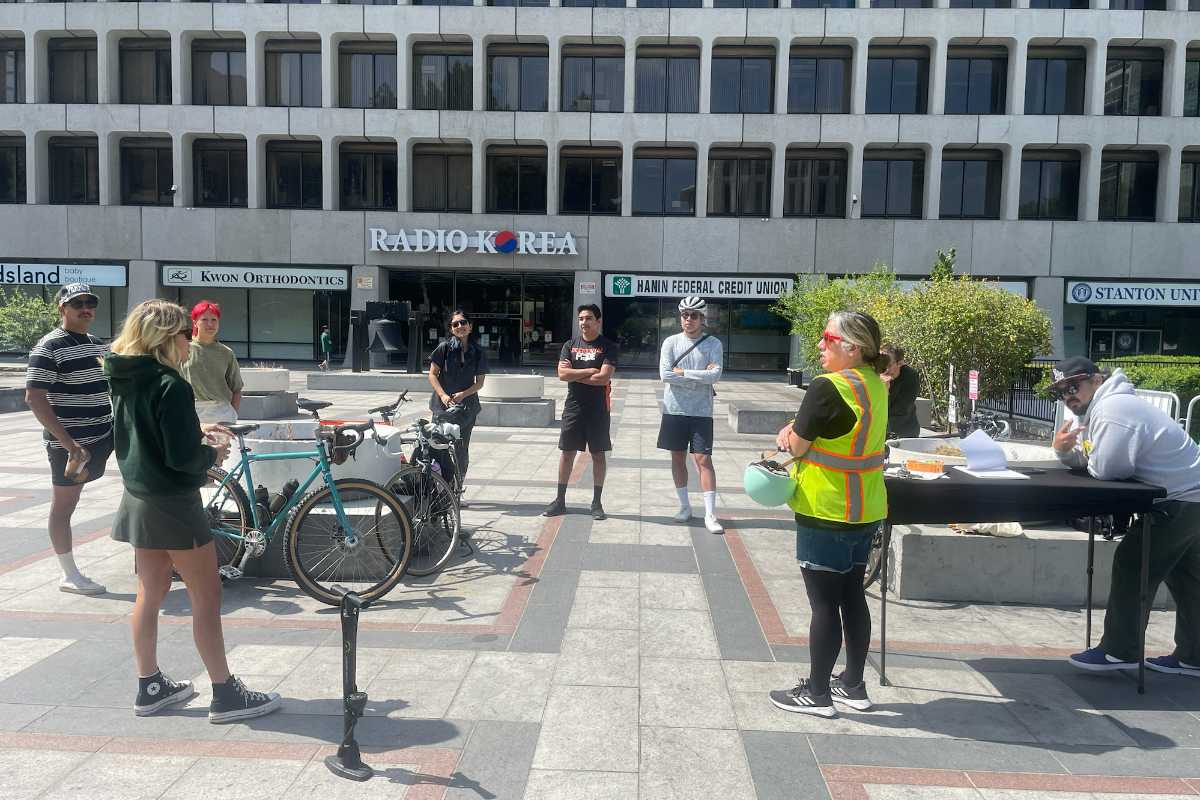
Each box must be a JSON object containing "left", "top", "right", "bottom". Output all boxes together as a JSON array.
[
  {"left": 802, "top": 563, "right": 872, "bottom": 696},
  {"left": 434, "top": 416, "right": 475, "bottom": 488}
]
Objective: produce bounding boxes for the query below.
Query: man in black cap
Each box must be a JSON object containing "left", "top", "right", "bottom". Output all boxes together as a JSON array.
[
  {"left": 25, "top": 283, "right": 113, "bottom": 596},
  {"left": 1049, "top": 356, "right": 1200, "bottom": 678}
]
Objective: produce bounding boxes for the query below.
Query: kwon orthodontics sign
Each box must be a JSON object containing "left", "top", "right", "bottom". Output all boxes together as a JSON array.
[
  {"left": 369, "top": 228, "right": 579, "bottom": 255},
  {"left": 606, "top": 274, "right": 793, "bottom": 299},
  {"left": 163, "top": 266, "right": 349, "bottom": 290},
  {"left": 1068, "top": 281, "right": 1200, "bottom": 306}
]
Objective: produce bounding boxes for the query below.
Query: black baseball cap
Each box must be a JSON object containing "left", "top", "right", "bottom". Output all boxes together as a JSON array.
[
  {"left": 56, "top": 282, "right": 98, "bottom": 306},
  {"left": 1045, "top": 356, "right": 1101, "bottom": 392}
]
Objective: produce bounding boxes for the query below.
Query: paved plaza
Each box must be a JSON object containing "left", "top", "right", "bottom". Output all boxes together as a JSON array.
[{"left": 0, "top": 368, "right": 1197, "bottom": 800}]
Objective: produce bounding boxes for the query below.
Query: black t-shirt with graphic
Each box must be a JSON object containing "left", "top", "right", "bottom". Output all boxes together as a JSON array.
[{"left": 560, "top": 335, "right": 619, "bottom": 411}]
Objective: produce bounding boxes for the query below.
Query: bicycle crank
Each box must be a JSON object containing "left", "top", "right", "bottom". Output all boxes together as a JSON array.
[
  {"left": 243, "top": 530, "right": 268, "bottom": 558},
  {"left": 218, "top": 564, "right": 243, "bottom": 581}
]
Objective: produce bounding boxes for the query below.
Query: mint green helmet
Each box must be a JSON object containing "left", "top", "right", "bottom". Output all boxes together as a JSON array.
[{"left": 743, "top": 463, "right": 797, "bottom": 508}]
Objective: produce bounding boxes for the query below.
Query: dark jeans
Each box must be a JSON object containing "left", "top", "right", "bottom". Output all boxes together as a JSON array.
[
  {"left": 1100, "top": 500, "right": 1200, "bottom": 664},
  {"left": 435, "top": 416, "right": 475, "bottom": 490}
]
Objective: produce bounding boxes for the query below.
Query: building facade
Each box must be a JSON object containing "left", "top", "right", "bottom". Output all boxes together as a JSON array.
[{"left": 3, "top": 0, "right": 1200, "bottom": 368}]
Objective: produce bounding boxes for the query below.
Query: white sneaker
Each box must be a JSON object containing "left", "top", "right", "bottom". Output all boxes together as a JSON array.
[
  {"left": 60, "top": 575, "right": 105, "bottom": 595},
  {"left": 674, "top": 506, "right": 692, "bottom": 523},
  {"left": 704, "top": 514, "right": 724, "bottom": 534}
]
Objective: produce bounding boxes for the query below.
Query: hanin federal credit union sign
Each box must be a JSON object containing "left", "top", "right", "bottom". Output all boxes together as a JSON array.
[
  {"left": 1, "top": 263, "right": 127, "bottom": 287},
  {"left": 369, "top": 228, "right": 579, "bottom": 255},
  {"left": 606, "top": 274, "right": 793, "bottom": 299},
  {"left": 163, "top": 266, "right": 349, "bottom": 291},
  {"left": 1068, "top": 281, "right": 1200, "bottom": 306}
]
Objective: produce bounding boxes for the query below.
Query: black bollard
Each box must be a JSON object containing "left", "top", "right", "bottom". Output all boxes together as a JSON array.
[{"left": 325, "top": 585, "right": 373, "bottom": 782}]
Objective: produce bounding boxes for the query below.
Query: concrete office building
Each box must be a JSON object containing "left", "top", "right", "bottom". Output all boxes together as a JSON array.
[{"left": 2, "top": 0, "right": 1200, "bottom": 369}]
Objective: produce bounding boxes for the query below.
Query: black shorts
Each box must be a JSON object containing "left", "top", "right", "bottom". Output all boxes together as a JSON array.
[
  {"left": 657, "top": 415, "right": 714, "bottom": 455},
  {"left": 559, "top": 403, "right": 612, "bottom": 453},
  {"left": 46, "top": 433, "right": 113, "bottom": 487}
]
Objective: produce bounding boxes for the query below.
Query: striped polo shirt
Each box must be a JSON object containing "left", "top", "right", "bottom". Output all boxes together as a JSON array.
[{"left": 26, "top": 327, "right": 113, "bottom": 448}]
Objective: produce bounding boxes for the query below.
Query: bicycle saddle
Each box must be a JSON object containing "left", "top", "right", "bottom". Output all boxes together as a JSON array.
[
  {"left": 298, "top": 399, "right": 332, "bottom": 413},
  {"left": 226, "top": 423, "right": 260, "bottom": 436}
]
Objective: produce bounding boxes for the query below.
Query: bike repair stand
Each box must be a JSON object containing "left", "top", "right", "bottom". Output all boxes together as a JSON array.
[{"left": 325, "top": 585, "right": 373, "bottom": 782}]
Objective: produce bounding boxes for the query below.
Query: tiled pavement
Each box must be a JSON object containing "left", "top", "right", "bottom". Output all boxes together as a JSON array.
[{"left": 0, "top": 367, "right": 1197, "bottom": 799}]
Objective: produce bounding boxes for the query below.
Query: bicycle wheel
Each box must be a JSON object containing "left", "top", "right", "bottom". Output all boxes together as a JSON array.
[
  {"left": 202, "top": 467, "right": 250, "bottom": 569},
  {"left": 284, "top": 478, "right": 412, "bottom": 605},
  {"left": 386, "top": 466, "right": 460, "bottom": 577},
  {"left": 863, "top": 524, "right": 885, "bottom": 588}
]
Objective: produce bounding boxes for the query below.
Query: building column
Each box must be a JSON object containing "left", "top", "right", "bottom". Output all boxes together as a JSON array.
[
  {"left": 98, "top": 32, "right": 118, "bottom": 105},
  {"left": 546, "top": 145, "right": 560, "bottom": 219},
  {"left": 694, "top": 146, "right": 709, "bottom": 218},
  {"left": 173, "top": 32, "right": 188, "bottom": 105},
  {"left": 1080, "top": 144, "right": 1101, "bottom": 221},
  {"left": 247, "top": 34, "right": 264, "bottom": 107},
  {"left": 923, "top": 144, "right": 943, "bottom": 221},
  {"left": 127, "top": 261, "right": 164, "bottom": 312},
  {"left": 473, "top": 39, "right": 486, "bottom": 112},
  {"left": 621, "top": 147, "right": 633, "bottom": 216},
  {"left": 698, "top": 40, "right": 713, "bottom": 115},
  {"left": 573, "top": 270, "right": 601, "bottom": 338},
  {"left": 472, "top": 140, "right": 485, "bottom": 214},
  {"left": 174, "top": 133, "right": 189, "bottom": 208},
  {"left": 774, "top": 39, "right": 789, "bottom": 117},
  {"left": 1008, "top": 38, "right": 1028, "bottom": 116},
  {"left": 1031, "top": 276, "right": 1065, "bottom": 358},
  {"left": 247, "top": 135, "right": 264, "bottom": 209},
  {"left": 324, "top": 136, "right": 338, "bottom": 210},
  {"left": 1000, "top": 143, "right": 1023, "bottom": 220},
  {"left": 99, "top": 132, "right": 118, "bottom": 206},
  {"left": 1084, "top": 39, "right": 1108, "bottom": 116},
  {"left": 1162, "top": 40, "right": 1186, "bottom": 118},
  {"left": 851, "top": 41, "right": 869, "bottom": 116},
  {"left": 28, "top": 132, "right": 49, "bottom": 205},
  {"left": 927, "top": 38, "right": 948, "bottom": 116},
  {"left": 846, "top": 143, "right": 863, "bottom": 219},
  {"left": 1160, "top": 145, "right": 1181, "bottom": 223},
  {"left": 771, "top": 143, "right": 786, "bottom": 219}
]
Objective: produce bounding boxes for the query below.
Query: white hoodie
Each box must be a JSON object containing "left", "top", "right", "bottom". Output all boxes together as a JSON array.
[{"left": 1056, "top": 369, "right": 1200, "bottom": 503}]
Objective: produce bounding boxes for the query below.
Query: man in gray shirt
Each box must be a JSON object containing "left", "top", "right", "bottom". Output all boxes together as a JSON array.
[{"left": 658, "top": 296, "right": 724, "bottom": 533}]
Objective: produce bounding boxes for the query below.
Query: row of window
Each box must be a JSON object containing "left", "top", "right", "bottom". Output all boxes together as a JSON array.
[
  {"left": 4, "top": 38, "right": 1197, "bottom": 117},
  {"left": 6, "top": 0, "right": 1198, "bottom": 8},
  {"left": 2, "top": 136, "right": 1193, "bottom": 222}
]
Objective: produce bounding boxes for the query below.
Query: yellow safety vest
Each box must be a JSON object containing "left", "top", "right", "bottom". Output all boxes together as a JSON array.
[{"left": 787, "top": 367, "right": 889, "bottom": 525}]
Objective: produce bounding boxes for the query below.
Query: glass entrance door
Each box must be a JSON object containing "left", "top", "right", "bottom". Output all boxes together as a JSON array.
[{"left": 1090, "top": 328, "right": 1162, "bottom": 361}]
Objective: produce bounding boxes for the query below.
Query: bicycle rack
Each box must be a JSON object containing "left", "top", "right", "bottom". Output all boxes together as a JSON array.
[{"left": 325, "top": 585, "right": 373, "bottom": 782}]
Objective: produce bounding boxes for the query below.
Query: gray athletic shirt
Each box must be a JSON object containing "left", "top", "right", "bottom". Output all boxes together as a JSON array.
[{"left": 659, "top": 332, "right": 723, "bottom": 417}]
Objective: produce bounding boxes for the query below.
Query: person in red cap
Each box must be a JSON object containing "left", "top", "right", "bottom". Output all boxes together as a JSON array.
[{"left": 1049, "top": 356, "right": 1200, "bottom": 678}]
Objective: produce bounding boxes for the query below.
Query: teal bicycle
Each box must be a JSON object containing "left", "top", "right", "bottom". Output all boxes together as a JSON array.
[{"left": 201, "top": 417, "right": 413, "bottom": 606}]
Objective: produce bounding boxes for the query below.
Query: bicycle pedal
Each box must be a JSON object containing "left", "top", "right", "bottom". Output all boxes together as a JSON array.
[{"left": 219, "top": 565, "right": 243, "bottom": 581}]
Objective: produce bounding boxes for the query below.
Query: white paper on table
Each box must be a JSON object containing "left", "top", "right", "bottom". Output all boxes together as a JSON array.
[
  {"left": 953, "top": 465, "right": 1030, "bottom": 480},
  {"left": 957, "top": 429, "right": 1008, "bottom": 472}
]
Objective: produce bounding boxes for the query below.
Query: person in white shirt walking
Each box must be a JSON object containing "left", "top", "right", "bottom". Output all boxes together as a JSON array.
[{"left": 658, "top": 297, "right": 724, "bottom": 534}]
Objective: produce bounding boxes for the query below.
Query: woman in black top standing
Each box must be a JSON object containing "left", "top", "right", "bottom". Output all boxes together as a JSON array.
[{"left": 428, "top": 310, "right": 489, "bottom": 497}]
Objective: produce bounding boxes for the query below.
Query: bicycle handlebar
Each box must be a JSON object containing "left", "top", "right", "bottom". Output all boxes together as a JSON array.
[
  {"left": 367, "top": 390, "right": 409, "bottom": 417},
  {"left": 328, "top": 420, "right": 376, "bottom": 454}
]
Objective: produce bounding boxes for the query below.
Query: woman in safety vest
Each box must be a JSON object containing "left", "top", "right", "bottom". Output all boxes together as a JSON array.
[{"left": 769, "top": 310, "right": 890, "bottom": 718}]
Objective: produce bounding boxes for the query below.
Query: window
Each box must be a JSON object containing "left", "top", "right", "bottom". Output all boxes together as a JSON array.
[
  {"left": 120, "top": 40, "right": 171, "bottom": 105},
  {"left": 939, "top": 151, "right": 1001, "bottom": 220},
  {"left": 266, "top": 42, "right": 321, "bottom": 108},
  {"left": 266, "top": 141, "right": 322, "bottom": 209},
  {"left": 944, "top": 48, "right": 1006, "bottom": 115},
  {"left": 340, "top": 144, "right": 397, "bottom": 211},
  {"left": 264, "top": 0, "right": 321, "bottom": 4},
  {"left": 1105, "top": 50, "right": 1163, "bottom": 116},
  {"left": 561, "top": 0, "right": 625, "bottom": 6},
  {"left": 788, "top": 47, "right": 850, "bottom": 114},
  {"left": 792, "top": 0, "right": 855, "bottom": 5},
  {"left": 714, "top": 0, "right": 776, "bottom": 6},
  {"left": 412, "top": 145, "right": 471, "bottom": 213},
  {"left": 339, "top": 43, "right": 397, "bottom": 109},
  {"left": 1, "top": 40, "right": 24, "bottom": 104},
  {"left": 632, "top": 148, "right": 695, "bottom": 216},
  {"left": 487, "top": 146, "right": 546, "bottom": 214},
  {"left": 560, "top": 148, "right": 621, "bottom": 215},
  {"left": 339, "top": 0, "right": 398, "bottom": 4},
  {"left": 866, "top": 49, "right": 928, "bottom": 114},
  {"left": 637, "top": 0, "right": 700, "bottom": 7},
  {"left": 412, "top": 0, "right": 472, "bottom": 5},
  {"left": 49, "top": 137, "right": 99, "bottom": 204},
  {"left": 193, "top": 140, "right": 247, "bottom": 208},
  {"left": 1184, "top": 55, "right": 1199, "bottom": 117},
  {"left": 192, "top": 41, "right": 246, "bottom": 106},
  {"left": 1029, "top": 0, "right": 1087, "bottom": 6},
  {"left": 561, "top": 46, "right": 624, "bottom": 113},
  {"left": 412, "top": 44, "right": 472, "bottom": 111},
  {"left": 488, "top": 45, "right": 549, "bottom": 112},
  {"left": 710, "top": 48, "right": 774, "bottom": 114},
  {"left": 48, "top": 40, "right": 97, "bottom": 104},
  {"left": 871, "top": 0, "right": 932, "bottom": 7},
  {"left": 949, "top": 0, "right": 1009, "bottom": 6},
  {"left": 1018, "top": 151, "right": 1080, "bottom": 220},
  {"left": 635, "top": 46, "right": 699, "bottom": 113},
  {"left": 1025, "top": 48, "right": 1085, "bottom": 115},
  {"left": 1109, "top": 0, "right": 1165, "bottom": 8},
  {"left": 121, "top": 140, "right": 173, "bottom": 206},
  {"left": 707, "top": 149, "right": 771, "bottom": 217},
  {"left": 1098, "top": 152, "right": 1158, "bottom": 221},
  {"left": 0, "top": 137, "right": 25, "bottom": 203},
  {"left": 861, "top": 151, "right": 924, "bottom": 218},
  {"left": 784, "top": 150, "right": 846, "bottom": 217},
  {"left": 1179, "top": 156, "right": 1200, "bottom": 223}
]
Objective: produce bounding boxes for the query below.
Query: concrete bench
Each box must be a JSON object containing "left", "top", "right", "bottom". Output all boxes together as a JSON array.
[
  {"left": 239, "top": 391, "right": 298, "bottom": 420},
  {"left": 727, "top": 403, "right": 796, "bottom": 434},
  {"left": 307, "top": 372, "right": 433, "bottom": 392},
  {"left": 0, "top": 387, "right": 28, "bottom": 414},
  {"left": 476, "top": 399, "right": 556, "bottom": 427}
]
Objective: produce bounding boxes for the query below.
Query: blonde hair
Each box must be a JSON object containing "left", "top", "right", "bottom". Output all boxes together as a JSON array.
[
  {"left": 110, "top": 299, "right": 191, "bottom": 369},
  {"left": 828, "top": 311, "right": 890, "bottom": 374}
]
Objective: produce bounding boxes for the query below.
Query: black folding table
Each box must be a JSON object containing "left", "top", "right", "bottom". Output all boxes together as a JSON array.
[{"left": 877, "top": 468, "right": 1166, "bottom": 693}]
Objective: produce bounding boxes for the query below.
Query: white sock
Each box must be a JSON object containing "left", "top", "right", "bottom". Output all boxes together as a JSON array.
[
  {"left": 57, "top": 553, "right": 81, "bottom": 580},
  {"left": 677, "top": 487, "right": 689, "bottom": 509},
  {"left": 704, "top": 491, "right": 717, "bottom": 517}
]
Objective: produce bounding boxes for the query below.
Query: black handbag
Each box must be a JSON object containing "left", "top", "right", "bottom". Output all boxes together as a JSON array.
[{"left": 436, "top": 402, "right": 473, "bottom": 426}]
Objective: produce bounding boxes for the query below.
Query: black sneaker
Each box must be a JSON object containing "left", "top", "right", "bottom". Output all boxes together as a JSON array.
[
  {"left": 134, "top": 671, "right": 195, "bottom": 716},
  {"left": 543, "top": 498, "right": 567, "bottom": 517},
  {"left": 591, "top": 503, "right": 606, "bottom": 520},
  {"left": 769, "top": 678, "right": 836, "bottom": 718},
  {"left": 209, "top": 676, "right": 281, "bottom": 724},
  {"left": 829, "top": 672, "right": 873, "bottom": 711}
]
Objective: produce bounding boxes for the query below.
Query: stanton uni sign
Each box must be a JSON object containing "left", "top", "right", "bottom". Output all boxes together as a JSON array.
[
  {"left": 1068, "top": 281, "right": 1200, "bottom": 306},
  {"left": 369, "top": 228, "right": 579, "bottom": 255}
]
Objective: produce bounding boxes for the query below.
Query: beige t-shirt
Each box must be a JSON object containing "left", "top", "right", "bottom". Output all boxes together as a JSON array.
[{"left": 181, "top": 339, "right": 243, "bottom": 403}]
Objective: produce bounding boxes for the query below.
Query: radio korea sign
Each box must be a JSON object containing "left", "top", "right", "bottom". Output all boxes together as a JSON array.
[
  {"left": 369, "top": 228, "right": 579, "bottom": 256},
  {"left": 606, "top": 274, "right": 793, "bottom": 299}
]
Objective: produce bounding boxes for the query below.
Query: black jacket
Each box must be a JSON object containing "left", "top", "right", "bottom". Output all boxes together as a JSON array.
[{"left": 887, "top": 364, "right": 921, "bottom": 439}]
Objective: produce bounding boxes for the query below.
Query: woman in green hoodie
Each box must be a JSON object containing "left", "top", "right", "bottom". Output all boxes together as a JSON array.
[{"left": 105, "top": 299, "right": 281, "bottom": 723}]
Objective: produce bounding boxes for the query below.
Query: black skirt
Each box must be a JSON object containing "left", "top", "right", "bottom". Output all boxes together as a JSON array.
[{"left": 110, "top": 488, "right": 213, "bottom": 550}]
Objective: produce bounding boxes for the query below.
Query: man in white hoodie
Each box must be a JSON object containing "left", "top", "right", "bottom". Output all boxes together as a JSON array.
[{"left": 1049, "top": 357, "right": 1200, "bottom": 678}]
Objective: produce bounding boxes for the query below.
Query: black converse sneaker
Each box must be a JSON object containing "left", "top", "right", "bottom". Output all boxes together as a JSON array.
[
  {"left": 134, "top": 671, "right": 195, "bottom": 716},
  {"left": 209, "top": 676, "right": 281, "bottom": 724},
  {"left": 829, "top": 672, "right": 873, "bottom": 711},
  {"left": 769, "top": 678, "right": 837, "bottom": 718}
]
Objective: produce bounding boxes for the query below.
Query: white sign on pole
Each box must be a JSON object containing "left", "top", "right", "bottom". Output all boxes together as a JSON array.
[
  {"left": 947, "top": 365, "right": 957, "bottom": 425},
  {"left": 968, "top": 370, "right": 979, "bottom": 400}
]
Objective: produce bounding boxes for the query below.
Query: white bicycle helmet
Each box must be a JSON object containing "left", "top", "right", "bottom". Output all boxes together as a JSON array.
[{"left": 679, "top": 296, "right": 706, "bottom": 314}]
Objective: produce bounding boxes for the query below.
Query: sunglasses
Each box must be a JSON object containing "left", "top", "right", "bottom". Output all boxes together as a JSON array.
[
  {"left": 819, "top": 331, "right": 844, "bottom": 346},
  {"left": 64, "top": 298, "right": 99, "bottom": 310},
  {"left": 681, "top": 312, "right": 704, "bottom": 321},
  {"left": 1052, "top": 379, "right": 1088, "bottom": 400},
  {"left": 450, "top": 319, "right": 470, "bottom": 329},
  {"left": 178, "top": 328, "right": 193, "bottom": 340}
]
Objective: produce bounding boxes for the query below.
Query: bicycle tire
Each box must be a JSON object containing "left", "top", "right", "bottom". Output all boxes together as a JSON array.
[
  {"left": 202, "top": 466, "right": 250, "bottom": 569},
  {"left": 284, "top": 478, "right": 412, "bottom": 605},
  {"left": 863, "top": 525, "right": 884, "bottom": 588},
  {"left": 386, "top": 466, "right": 460, "bottom": 577}
]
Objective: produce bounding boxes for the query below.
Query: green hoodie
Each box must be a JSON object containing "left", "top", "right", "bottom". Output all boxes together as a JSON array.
[{"left": 103, "top": 353, "right": 217, "bottom": 494}]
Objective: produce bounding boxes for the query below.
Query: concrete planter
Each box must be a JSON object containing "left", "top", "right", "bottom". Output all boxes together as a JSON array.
[
  {"left": 240, "top": 368, "right": 290, "bottom": 393},
  {"left": 223, "top": 421, "right": 405, "bottom": 491},
  {"left": 888, "top": 437, "right": 1064, "bottom": 469},
  {"left": 478, "top": 374, "right": 544, "bottom": 402}
]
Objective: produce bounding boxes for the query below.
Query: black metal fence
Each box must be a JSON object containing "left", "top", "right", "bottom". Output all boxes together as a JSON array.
[{"left": 978, "top": 360, "right": 1056, "bottom": 423}]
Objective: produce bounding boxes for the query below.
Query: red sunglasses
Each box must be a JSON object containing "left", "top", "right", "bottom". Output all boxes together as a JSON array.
[{"left": 819, "top": 332, "right": 843, "bottom": 346}]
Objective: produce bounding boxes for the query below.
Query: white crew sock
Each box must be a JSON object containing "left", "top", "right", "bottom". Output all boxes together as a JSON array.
[
  {"left": 57, "top": 552, "right": 81, "bottom": 580},
  {"left": 703, "top": 491, "right": 717, "bottom": 517},
  {"left": 676, "top": 487, "right": 690, "bottom": 509}
]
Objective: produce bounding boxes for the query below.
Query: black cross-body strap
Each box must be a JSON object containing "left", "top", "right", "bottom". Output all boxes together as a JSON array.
[{"left": 671, "top": 334, "right": 711, "bottom": 369}]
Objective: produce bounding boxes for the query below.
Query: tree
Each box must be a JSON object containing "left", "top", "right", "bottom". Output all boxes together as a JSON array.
[
  {"left": 930, "top": 246, "right": 956, "bottom": 281},
  {"left": 0, "top": 288, "right": 60, "bottom": 352}
]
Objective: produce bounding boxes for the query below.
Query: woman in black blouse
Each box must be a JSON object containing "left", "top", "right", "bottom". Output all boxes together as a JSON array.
[{"left": 428, "top": 310, "right": 489, "bottom": 497}]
